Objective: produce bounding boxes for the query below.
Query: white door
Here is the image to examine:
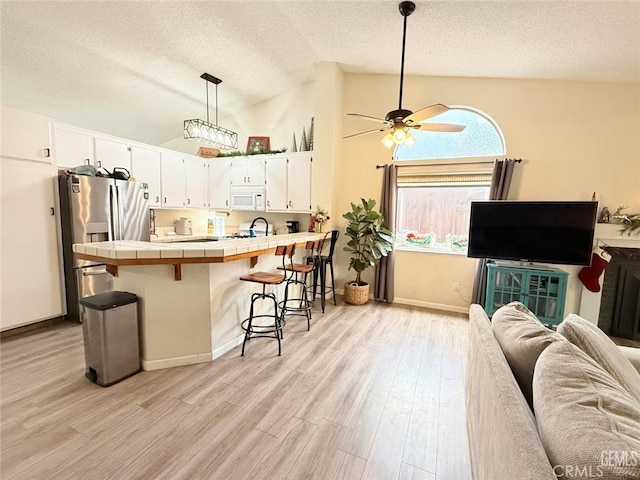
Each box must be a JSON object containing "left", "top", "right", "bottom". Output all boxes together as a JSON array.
[
  {"left": 265, "top": 156, "right": 288, "bottom": 211},
  {"left": 55, "top": 126, "right": 95, "bottom": 169},
  {"left": 246, "top": 155, "right": 266, "bottom": 186},
  {"left": 185, "top": 156, "right": 208, "bottom": 209},
  {"left": 94, "top": 137, "right": 131, "bottom": 173},
  {"left": 1, "top": 158, "right": 64, "bottom": 329},
  {"left": 287, "top": 153, "right": 312, "bottom": 212},
  {"left": 230, "top": 156, "right": 248, "bottom": 186},
  {"left": 208, "top": 158, "right": 231, "bottom": 210},
  {"left": 160, "top": 153, "right": 185, "bottom": 208},
  {"left": 0, "top": 105, "right": 54, "bottom": 164},
  {"left": 131, "top": 146, "right": 161, "bottom": 207}
]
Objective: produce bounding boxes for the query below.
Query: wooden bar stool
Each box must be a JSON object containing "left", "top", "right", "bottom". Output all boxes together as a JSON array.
[
  {"left": 278, "top": 240, "right": 321, "bottom": 331},
  {"left": 308, "top": 230, "right": 339, "bottom": 313},
  {"left": 239, "top": 244, "right": 295, "bottom": 356}
]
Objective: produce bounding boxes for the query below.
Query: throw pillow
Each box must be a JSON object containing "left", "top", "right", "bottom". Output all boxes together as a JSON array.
[
  {"left": 534, "top": 341, "right": 640, "bottom": 480},
  {"left": 491, "top": 301, "right": 565, "bottom": 407},
  {"left": 558, "top": 313, "right": 640, "bottom": 403}
]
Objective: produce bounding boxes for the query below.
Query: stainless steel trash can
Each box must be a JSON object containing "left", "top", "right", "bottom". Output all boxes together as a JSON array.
[{"left": 79, "top": 291, "right": 140, "bottom": 387}]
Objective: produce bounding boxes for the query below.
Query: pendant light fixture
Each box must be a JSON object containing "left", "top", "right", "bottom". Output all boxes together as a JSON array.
[{"left": 184, "top": 73, "right": 238, "bottom": 150}]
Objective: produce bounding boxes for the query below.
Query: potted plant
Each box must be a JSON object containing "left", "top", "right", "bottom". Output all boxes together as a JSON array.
[{"left": 342, "top": 198, "right": 394, "bottom": 305}]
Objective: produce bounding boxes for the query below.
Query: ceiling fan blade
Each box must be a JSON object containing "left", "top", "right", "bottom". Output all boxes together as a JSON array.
[
  {"left": 413, "top": 123, "right": 466, "bottom": 133},
  {"left": 404, "top": 104, "right": 450, "bottom": 124},
  {"left": 344, "top": 128, "right": 387, "bottom": 139},
  {"left": 347, "top": 113, "right": 391, "bottom": 125}
]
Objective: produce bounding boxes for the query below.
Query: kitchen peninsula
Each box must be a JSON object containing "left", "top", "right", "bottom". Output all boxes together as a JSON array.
[{"left": 73, "top": 232, "right": 323, "bottom": 370}]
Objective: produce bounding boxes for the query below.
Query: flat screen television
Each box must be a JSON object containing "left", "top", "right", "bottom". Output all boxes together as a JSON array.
[{"left": 467, "top": 201, "right": 598, "bottom": 266}]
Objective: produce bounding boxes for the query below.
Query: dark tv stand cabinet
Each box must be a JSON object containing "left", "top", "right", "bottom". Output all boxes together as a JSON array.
[{"left": 485, "top": 262, "right": 568, "bottom": 327}]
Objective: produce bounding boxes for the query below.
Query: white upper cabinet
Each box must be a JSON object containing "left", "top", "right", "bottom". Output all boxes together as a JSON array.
[
  {"left": 265, "top": 152, "right": 312, "bottom": 213},
  {"left": 265, "top": 156, "right": 288, "bottom": 211},
  {"left": 131, "top": 145, "right": 161, "bottom": 207},
  {"left": 184, "top": 155, "right": 208, "bottom": 209},
  {"left": 0, "top": 105, "right": 54, "bottom": 164},
  {"left": 208, "top": 157, "right": 231, "bottom": 210},
  {"left": 94, "top": 136, "right": 131, "bottom": 173},
  {"left": 230, "top": 156, "right": 266, "bottom": 187},
  {"left": 287, "top": 153, "right": 312, "bottom": 212},
  {"left": 55, "top": 125, "right": 94, "bottom": 169},
  {"left": 160, "top": 153, "right": 186, "bottom": 208}
]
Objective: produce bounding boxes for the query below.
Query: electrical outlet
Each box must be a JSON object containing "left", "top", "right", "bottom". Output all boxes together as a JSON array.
[{"left": 453, "top": 281, "right": 460, "bottom": 291}]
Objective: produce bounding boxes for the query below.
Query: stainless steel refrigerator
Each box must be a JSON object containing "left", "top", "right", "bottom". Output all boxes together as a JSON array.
[{"left": 58, "top": 173, "right": 150, "bottom": 323}]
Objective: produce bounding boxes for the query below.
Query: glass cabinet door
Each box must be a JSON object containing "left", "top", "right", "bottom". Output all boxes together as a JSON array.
[{"left": 525, "top": 272, "right": 562, "bottom": 320}]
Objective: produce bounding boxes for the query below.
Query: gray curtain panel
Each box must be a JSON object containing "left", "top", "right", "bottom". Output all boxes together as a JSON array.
[
  {"left": 374, "top": 164, "right": 397, "bottom": 302},
  {"left": 471, "top": 159, "right": 518, "bottom": 305}
]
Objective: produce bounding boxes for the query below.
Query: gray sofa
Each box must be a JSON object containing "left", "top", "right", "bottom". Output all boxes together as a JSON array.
[{"left": 465, "top": 303, "right": 640, "bottom": 480}]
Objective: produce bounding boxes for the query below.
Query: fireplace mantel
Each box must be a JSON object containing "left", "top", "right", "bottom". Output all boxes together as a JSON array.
[{"left": 578, "top": 224, "right": 640, "bottom": 325}]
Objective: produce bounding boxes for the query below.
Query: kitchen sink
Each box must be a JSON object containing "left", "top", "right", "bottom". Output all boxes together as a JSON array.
[{"left": 174, "top": 238, "right": 219, "bottom": 243}]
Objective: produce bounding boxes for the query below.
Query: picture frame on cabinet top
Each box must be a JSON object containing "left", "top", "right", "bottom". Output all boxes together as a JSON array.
[{"left": 247, "top": 136, "right": 270, "bottom": 153}]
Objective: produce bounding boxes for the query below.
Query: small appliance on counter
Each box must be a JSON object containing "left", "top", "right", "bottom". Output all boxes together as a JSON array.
[
  {"left": 285, "top": 220, "right": 299, "bottom": 233},
  {"left": 175, "top": 217, "right": 192, "bottom": 235}
]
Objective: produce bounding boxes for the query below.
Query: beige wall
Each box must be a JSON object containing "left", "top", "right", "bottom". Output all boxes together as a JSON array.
[{"left": 338, "top": 73, "right": 640, "bottom": 313}]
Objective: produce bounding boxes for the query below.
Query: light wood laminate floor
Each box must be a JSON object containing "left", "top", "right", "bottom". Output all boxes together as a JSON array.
[{"left": 1, "top": 300, "right": 471, "bottom": 480}]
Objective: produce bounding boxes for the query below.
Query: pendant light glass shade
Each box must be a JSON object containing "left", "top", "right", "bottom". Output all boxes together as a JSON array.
[{"left": 184, "top": 73, "right": 238, "bottom": 150}]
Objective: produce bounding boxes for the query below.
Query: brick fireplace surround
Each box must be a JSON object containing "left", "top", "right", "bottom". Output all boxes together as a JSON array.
[{"left": 579, "top": 224, "right": 640, "bottom": 335}]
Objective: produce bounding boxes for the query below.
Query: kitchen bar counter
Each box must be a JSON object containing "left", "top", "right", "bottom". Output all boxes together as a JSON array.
[
  {"left": 73, "top": 232, "right": 322, "bottom": 280},
  {"left": 72, "top": 232, "right": 325, "bottom": 371}
]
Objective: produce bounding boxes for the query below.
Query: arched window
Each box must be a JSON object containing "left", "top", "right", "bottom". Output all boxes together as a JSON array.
[
  {"left": 395, "top": 106, "right": 505, "bottom": 160},
  {"left": 393, "top": 106, "right": 505, "bottom": 254}
]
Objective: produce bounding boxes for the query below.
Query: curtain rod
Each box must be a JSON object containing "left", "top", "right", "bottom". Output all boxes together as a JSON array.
[{"left": 375, "top": 158, "right": 522, "bottom": 169}]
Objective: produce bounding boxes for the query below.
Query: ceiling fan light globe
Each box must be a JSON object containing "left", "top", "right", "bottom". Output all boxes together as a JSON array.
[
  {"left": 404, "top": 133, "right": 416, "bottom": 146},
  {"left": 393, "top": 128, "right": 407, "bottom": 143},
  {"left": 381, "top": 133, "right": 395, "bottom": 148}
]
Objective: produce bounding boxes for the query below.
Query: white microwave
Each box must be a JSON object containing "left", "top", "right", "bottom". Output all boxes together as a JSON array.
[{"left": 230, "top": 187, "right": 265, "bottom": 211}]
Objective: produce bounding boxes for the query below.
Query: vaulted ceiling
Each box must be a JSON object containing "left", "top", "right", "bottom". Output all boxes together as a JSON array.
[{"left": 1, "top": 1, "right": 638, "bottom": 146}]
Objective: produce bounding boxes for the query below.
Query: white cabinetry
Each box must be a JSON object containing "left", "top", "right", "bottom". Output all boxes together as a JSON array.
[
  {"left": 55, "top": 125, "right": 94, "bottom": 169},
  {"left": 265, "top": 156, "right": 288, "bottom": 211},
  {"left": 94, "top": 137, "right": 131, "bottom": 173},
  {"left": 0, "top": 105, "right": 54, "bottom": 164},
  {"left": 230, "top": 156, "right": 266, "bottom": 186},
  {"left": 1, "top": 158, "right": 64, "bottom": 330},
  {"left": 208, "top": 157, "right": 231, "bottom": 210},
  {"left": 160, "top": 153, "right": 186, "bottom": 208},
  {"left": 185, "top": 156, "right": 208, "bottom": 209},
  {"left": 265, "top": 153, "right": 312, "bottom": 213},
  {"left": 131, "top": 146, "right": 161, "bottom": 207}
]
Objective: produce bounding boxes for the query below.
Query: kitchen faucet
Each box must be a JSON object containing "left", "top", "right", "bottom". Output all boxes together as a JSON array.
[{"left": 249, "top": 216, "right": 269, "bottom": 236}]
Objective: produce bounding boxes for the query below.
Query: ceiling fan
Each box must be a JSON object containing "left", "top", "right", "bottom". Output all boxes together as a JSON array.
[{"left": 345, "top": 1, "right": 465, "bottom": 148}]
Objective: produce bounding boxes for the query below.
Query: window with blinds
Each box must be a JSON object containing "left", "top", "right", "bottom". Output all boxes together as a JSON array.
[{"left": 396, "top": 168, "right": 491, "bottom": 253}]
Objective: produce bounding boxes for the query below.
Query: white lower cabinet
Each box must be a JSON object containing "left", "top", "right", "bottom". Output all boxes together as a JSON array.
[
  {"left": 208, "top": 157, "right": 231, "bottom": 210},
  {"left": 1, "top": 158, "right": 64, "bottom": 330},
  {"left": 160, "top": 153, "right": 186, "bottom": 208},
  {"left": 265, "top": 153, "right": 311, "bottom": 213},
  {"left": 131, "top": 146, "right": 161, "bottom": 207}
]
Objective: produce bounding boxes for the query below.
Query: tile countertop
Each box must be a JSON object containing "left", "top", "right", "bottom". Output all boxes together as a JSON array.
[{"left": 72, "top": 232, "right": 324, "bottom": 261}]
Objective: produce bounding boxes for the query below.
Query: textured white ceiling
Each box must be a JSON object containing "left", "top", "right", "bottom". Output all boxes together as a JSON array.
[{"left": 1, "top": 1, "right": 638, "bottom": 146}]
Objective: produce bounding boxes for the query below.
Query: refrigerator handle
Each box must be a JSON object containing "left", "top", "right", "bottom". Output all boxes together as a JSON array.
[
  {"left": 116, "top": 185, "right": 125, "bottom": 240},
  {"left": 108, "top": 185, "right": 116, "bottom": 241}
]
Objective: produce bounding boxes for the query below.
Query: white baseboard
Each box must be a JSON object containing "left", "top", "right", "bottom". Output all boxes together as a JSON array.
[
  {"left": 336, "top": 287, "right": 468, "bottom": 314},
  {"left": 392, "top": 297, "right": 469, "bottom": 314},
  {"left": 212, "top": 335, "right": 245, "bottom": 359},
  {"left": 141, "top": 352, "right": 212, "bottom": 371}
]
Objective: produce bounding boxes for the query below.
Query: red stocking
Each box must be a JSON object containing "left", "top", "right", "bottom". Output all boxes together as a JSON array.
[{"left": 578, "top": 248, "right": 611, "bottom": 293}]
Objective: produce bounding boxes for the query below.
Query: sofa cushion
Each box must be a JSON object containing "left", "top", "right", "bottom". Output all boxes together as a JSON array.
[
  {"left": 558, "top": 313, "right": 640, "bottom": 403},
  {"left": 534, "top": 341, "right": 640, "bottom": 480},
  {"left": 491, "top": 302, "right": 565, "bottom": 406}
]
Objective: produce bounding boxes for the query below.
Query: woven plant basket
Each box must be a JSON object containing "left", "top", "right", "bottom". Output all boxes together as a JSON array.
[{"left": 344, "top": 281, "right": 369, "bottom": 305}]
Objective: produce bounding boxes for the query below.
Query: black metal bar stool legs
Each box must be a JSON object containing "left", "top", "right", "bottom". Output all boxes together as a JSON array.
[
  {"left": 241, "top": 283, "right": 282, "bottom": 356},
  {"left": 239, "top": 245, "right": 294, "bottom": 356},
  {"left": 309, "top": 230, "right": 339, "bottom": 313},
  {"left": 279, "top": 240, "right": 319, "bottom": 331}
]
